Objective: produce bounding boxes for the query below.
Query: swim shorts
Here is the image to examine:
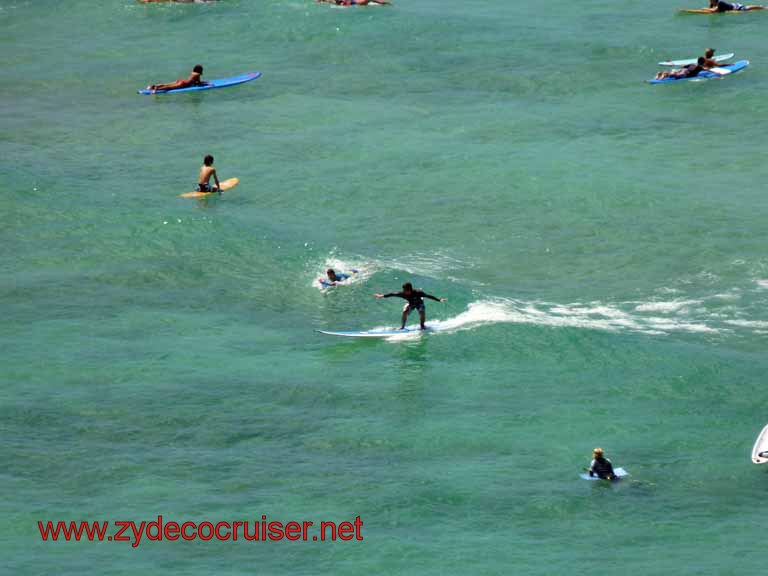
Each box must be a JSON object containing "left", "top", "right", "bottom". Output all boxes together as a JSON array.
[{"left": 403, "top": 302, "right": 426, "bottom": 315}]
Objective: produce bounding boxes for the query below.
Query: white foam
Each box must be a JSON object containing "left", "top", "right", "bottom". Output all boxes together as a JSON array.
[
  {"left": 633, "top": 299, "right": 701, "bottom": 313},
  {"left": 724, "top": 319, "right": 768, "bottom": 329},
  {"left": 412, "top": 298, "right": 723, "bottom": 338},
  {"left": 312, "top": 255, "right": 372, "bottom": 290}
]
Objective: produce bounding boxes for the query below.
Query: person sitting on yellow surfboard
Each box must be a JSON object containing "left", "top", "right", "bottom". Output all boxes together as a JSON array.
[{"left": 197, "top": 155, "right": 221, "bottom": 194}]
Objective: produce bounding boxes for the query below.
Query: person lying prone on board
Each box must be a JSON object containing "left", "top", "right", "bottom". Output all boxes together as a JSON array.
[
  {"left": 316, "top": 0, "right": 392, "bottom": 6},
  {"left": 320, "top": 268, "right": 357, "bottom": 286},
  {"left": 700, "top": 0, "right": 765, "bottom": 11},
  {"left": 197, "top": 154, "right": 221, "bottom": 193},
  {"left": 586, "top": 448, "right": 617, "bottom": 480},
  {"left": 654, "top": 57, "right": 706, "bottom": 80},
  {"left": 374, "top": 282, "right": 446, "bottom": 330},
  {"left": 146, "top": 64, "right": 208, "bottom": 93},
  {"left": 139, "top": 0, "right": 219, "bottom": 3}
]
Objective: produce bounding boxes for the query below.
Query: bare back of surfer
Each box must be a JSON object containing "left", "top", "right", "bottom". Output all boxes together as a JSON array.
[
  {"left": 147, "top": 65, "right": 207, "bottom": 93},
  {"left": 197, "top": 155, "right": 221, "bottom": 193}
]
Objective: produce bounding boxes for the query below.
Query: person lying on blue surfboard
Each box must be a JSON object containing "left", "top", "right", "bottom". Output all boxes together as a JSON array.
[
  {"left": 586, "top": 448, "right": 618, "bottom": 480},
  {"left": 320, "top": 268, "right": 357, "bottom": 287},
  {"left": 375, "top": 282, "right": 446, "bottom": 330},
  {"left": 700, "top": 0, "right": 765, "bottom": 11},
  {"left": 653, "top": 57, "right": 706, "bottom": 81},
  {"left": 146, "top": 64, "right": 208, "bottom": 93},
  {"left": 316, "top": 0, "right": 391, "bottom": 6}
]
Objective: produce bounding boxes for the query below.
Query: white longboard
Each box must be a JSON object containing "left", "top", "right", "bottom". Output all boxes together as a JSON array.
[
  {"left": 752, "top": 424, "right": 768, "bottom": 464},
  {"left": 659, "top": 53, "right": 734, "bottom": 66},
  {"left": 580, "top": 467, "right": 629, "bottom": 481},
  {"left": 316, "top": 325, "right": 441, "bottom": 338}
]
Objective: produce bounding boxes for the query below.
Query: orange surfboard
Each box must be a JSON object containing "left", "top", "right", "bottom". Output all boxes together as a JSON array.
[{"left": 179, "top": 177, "right": 239, "bottom": 198}]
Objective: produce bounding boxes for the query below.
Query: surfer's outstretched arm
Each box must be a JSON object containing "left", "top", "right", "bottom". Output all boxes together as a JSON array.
[{"left": 422, "top": 292, "right": 446, "bottom": 303}]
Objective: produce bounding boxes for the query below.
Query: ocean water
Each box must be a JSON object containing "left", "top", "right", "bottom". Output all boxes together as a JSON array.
[{"left": 3, "top": 0, "right": 768, "bottom": 573}]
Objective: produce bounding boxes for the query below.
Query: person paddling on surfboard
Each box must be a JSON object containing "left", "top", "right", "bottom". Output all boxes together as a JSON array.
[
  {"left": 320, "top": 268, "right": 357, "bottom": 287},
  {"left": 374, "top": 282, "right": 446, "bottom": 330},
  {"left": 654, "top": 57, "right": 707, "bottom": 80},
  {"left": 197, "top": 154, "right": 221, "bottom": 194},
  {"left": 587, "top": 448, "right": 617, "bottom": 480},
  {"left": 697, "top": 0, "right": 765, "bottom": 11},
  {"left": 316, "top": 0, "right": 391, "bottom": 6},
  {"left": 702, "top": 48, "right": 730, "bottom": 68},
  {"left": 147, "top": 64, "right": 208, "bottom": 93}
]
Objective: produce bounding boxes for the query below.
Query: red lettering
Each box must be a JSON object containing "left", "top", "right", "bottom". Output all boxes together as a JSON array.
[
  {"left": 113, "top": 521, "right": 131, "bottom": 543},
  {"left": 337, "top": 521, "right": 354, "bottom": 541},
  {"left": 198, "top": 522, "right": 214, "bottom": 541},
  {"left": 130, "top": 521, "right": 146, "bottom": 548},
  {"left": 215, "top": 521, "right": 230, "bottom": 541},
  {"left": 320, "top": 521, "right": 336, "bottom": 541},
  {"left": 37, "top": 521, "right": 108, "bottom": 542},
  {"left": 232, "top": 521, "right": 242, "bottom": 541},
  {"left": 268, "top": 521, "right": 284, "bottom": 541},
  {"left": 302, "top": 521, "right": 313, "bottom": 540},
  {"left": 181, "top": 521, "right": 196, "bottom": 541},
  {"left": 284, "top": 522, "right": 301, "bottom": 541},
  {"left": 164, "top": 521, "right": 180, "bottom": 541},
  {"left": 146, "top": 515, "right": 163, "bottom": 541},
  {"left": 354, "top": 516, "right": 364, "bottom": 541}
]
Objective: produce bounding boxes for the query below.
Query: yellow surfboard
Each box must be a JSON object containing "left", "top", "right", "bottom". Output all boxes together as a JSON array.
[
  {"left": 679, "top": 8, "right": 752, "bottom": 13},
  {"left": 179, "top": 177, "right": 239, "bottom": 198}
]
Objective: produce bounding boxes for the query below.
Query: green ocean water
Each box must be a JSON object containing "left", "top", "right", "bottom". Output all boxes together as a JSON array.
[{"left": 3, "top": 0, "right": 768, "bottom": 573}]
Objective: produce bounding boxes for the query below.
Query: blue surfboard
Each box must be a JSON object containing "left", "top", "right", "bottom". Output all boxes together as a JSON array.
[
  {"left": 316, "top": 325, "right": 440, "bottom": 338},
  {"left": 138, "top": 71, "right": 261, "bottom": 95},
  {"left": 319, "top": 269, "right": 359, "bottom": 289},
  {"left": 647, "top": 60, "right": 748, "bottom": 84}
]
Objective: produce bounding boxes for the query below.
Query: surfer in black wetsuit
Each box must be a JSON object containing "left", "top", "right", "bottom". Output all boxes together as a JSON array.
[
  {"left": 374, "top": 282, "right": 446, "bottom": 330},
  {"left": 587, "top": 448, "right": 617, "bottom": 480}
]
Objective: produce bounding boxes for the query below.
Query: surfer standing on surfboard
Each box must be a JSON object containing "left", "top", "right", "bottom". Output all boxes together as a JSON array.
[
  {"left": 146, "top": 65, "right": 208, "bottom": 94},
  {"left": 197, "top": 155, "right": 221, "bottom": 193},
  {"left": 375, "top": 282, "right": 446, "bottom": 330}
]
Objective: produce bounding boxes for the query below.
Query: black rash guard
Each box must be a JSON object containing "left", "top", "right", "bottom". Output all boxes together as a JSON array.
[
  {"left": 589, "top": 456, "right": 616, "bottom": 479},
  {"left": 382, "top": 290, "right": 440, "bottom": 308}
]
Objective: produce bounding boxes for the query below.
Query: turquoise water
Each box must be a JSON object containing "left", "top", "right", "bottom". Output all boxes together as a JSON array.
[{"left": 3, "top": 0, "right": 768, "bottom": 573}]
